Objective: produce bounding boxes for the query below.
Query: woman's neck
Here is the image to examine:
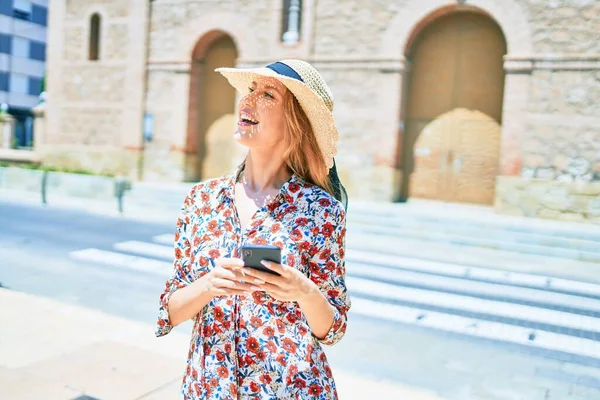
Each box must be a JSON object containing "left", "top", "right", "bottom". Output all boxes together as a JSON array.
[{"left": 241, "top": 153, "right": 291, "bottom": 194}]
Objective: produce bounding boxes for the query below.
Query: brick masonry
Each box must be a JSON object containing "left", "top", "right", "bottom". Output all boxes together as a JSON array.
[{"left": 43, "top": 0, "right": 600, "bottom": 223}]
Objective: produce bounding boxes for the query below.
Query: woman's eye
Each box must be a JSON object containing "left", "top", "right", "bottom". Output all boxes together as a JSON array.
[
  {"left": 264, "top": 92, "right": 274, "bottom": 99},
  {"left": 248, "top": 87, "right": 255, "bottom": 93}
]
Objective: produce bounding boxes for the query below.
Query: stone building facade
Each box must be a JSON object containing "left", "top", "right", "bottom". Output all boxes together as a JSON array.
[{"left": 44, "top": 0, "right": 600, "bottom": 222}]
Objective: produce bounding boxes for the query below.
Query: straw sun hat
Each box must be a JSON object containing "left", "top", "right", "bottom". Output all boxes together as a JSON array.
[{"left": 215, "top": 59, "right": 338, "bottom": 170}]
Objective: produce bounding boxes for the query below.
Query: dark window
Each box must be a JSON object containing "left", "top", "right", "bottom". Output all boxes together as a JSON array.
[
  {"left": 13, "top": 9, "right": 30, "bottom": 21},
  {"left": 31, "top": 5, "right": 48, "bottom": 26},
  {"left": 0, "top": 34, "right": 11, "bottom": 55},
  {"left": 0, "top": 72, "right": 9, "bottom": 91},
  {"left": 89, "top": 13, "right": 101, "bottom": 61},
  {"left": 29, "top": 41, "right": 45, "bottom": 61},
  {"left": 281, "top": 0, "right": 303, "bottom": 44},
  {"left": 28, "top": 76, "right": 43, "bottom": 96}
]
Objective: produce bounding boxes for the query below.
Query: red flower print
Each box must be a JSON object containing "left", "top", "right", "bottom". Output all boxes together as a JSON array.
[
  {"left": 202, "top": 205, "right": 211, "bottom": 215},
  {"left": 208, "top": 220, "right": 218, "bottom": 231},
  {"left": 216, "top": 350, "right": 225, "bottom": 362},
  {"left": 209, "top": 180, "right": 218, "bottom": 189},
  {"left": 326, "top": 261, "right": 336, "bottom": 271},
  {"left": 230, "top": 383, "right": 237, "bottom": 397},
  {"left": 311, "top": 227, "right": 320, "bottom": 236},
  {"left": 309, "top": 384, "right": 323, "bottom": 396},
  {"left": 175, "top": 248, "right": 182, "bottom": 259},
  {"left": 294, "top": 378, "right": 306, "bottom": 389},
  {"left": 287, "top": 254, "right": 296, "bottom": 266},
  {"left": 325, "top": 365, "right": 333, "bottom": 378},
  {"left": 320, "top": 353, "right": 327, "bottom": 363},
  {"left": 259, "top": 374, "right": 272, "bottom": 384},
  {"left": 263, "top": 326, "right": 275, "bottom": 337},
  {"left": 285, "top": 194, "right": 294, "bottom": 204},
  {"left": 322, "top": 222, "right": 334, "bottom": 237},
  {"left": 250, "top": 381, "right": 260, "bottom": 393},
  {"left": 246, "top": 337, "right": 260, "bottom": 353},
  {"left": 209, "top": 249, "right": 220, "bottom": 258},
  {"left": 295, "top": 217, "right": 308, "bottom": 226},
  {"left": 192, "top": 368, "right": 198, "bottom": 380},
  {"left": 193, "top": 236, "right": 201, "bottom": 247},
  {"left": 319, "top": 198, "right": 331, "bottom": 207},
  {"left": 203, "top": 325, "right": 212, "bottom": 337},
  {"left": 223, "top": 221, "right": 233, "bottom": 231},
  {"left": 299, "top": 241, "right": 310, "bottom": 251},
  {"left": 244, "top": 354, "right": 255, "bottom": 366},
  {"left": 289, "top": 365, "right": 299, "bottom": 377},
  {"left": 250, "top": 317, "right": 262, "bottom": 328},
  {"left": 157, "top": 319, "right": 165, "bottom": 328},
  {"left": 290, "top": 229, "right": 303, "bottom": 241},
  {"left": 309, "top": 262, "right": 321, "bottom": 275},
  {"left": 271, "top": 224, "right": 281, "bottom": 234},
  {"left": 289, "top": 182, "right": 300, "bottom": 193},
  {"left": 252, "top": 291, "right": 264, "bottom": 304},
  {"left": 217, "top": 366, "right": 229, "bottom": 378},
  {"left": 224, "top": 343, "right": 231, "bottom": 353},
  {"left": 286, "top": 313, "right": 298, "bottom": 324},
  {"left": 203, "top": 342, "right": 211, "bottom": 355},
  {"left": 254, "top": 237, "right": 267, "bottom": 245},
  {"left": 199, "top": 256, "right": 209, "bottom": 267},
  {"left": 308, "top": 246, "right": 319, "bottom": 257},
  {"left": 224, "top": 209, "right": 232, "bottom": 218},
  {"left": 276, "top": 319, "right": 286, "bottom": 334},
  {"left": 266, "top": 341, "right": 277, "bottom": 353},
  {"left": 214, "top": 307, "right": 224, "bottom": 321},
  {"left": 327, "top": 289, "right": 339, "bottom": 298},
  {"left": 201, "top": 192, "right": 210, "bottom": 203},
  {"left": 213, "top": 228, "right": 223, "bottom": 237},
  {"left": 298, "top": 325, "right": 308, "bottom": 336},
  {"left": 320, "top": 248, "right": 331, "bottom": 260},
  {"left": 276, "top": 353, "right": 287, "bottom": 366},
  {"left": 312, "top": 366, "right": 321, "bottom": 377},
  {"left": 256, "top": 351, "right": 266, "bottom": 361},
  {"left": 282, "top": 338, "right": 297, "bottom": 354}
]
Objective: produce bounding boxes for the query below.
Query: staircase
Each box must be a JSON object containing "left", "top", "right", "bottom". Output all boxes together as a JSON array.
[{"left": 345, "top": 200, "right": 600, "bottom": 285}]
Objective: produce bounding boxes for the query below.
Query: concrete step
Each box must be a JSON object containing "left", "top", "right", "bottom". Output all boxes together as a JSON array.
[
  {"left": 348, "top": 201, "right": 600, "bottom": 242},
  {"left": 348, "top": 218, "right": 600, "bottom": 263},
  {"left": 345, "top": 232, "right": 600, "bottom": 285}
]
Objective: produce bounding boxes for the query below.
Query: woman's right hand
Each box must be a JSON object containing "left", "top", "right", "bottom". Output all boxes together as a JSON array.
[{"left": 203, "top": 258, "right": 255, "bottom": 297}]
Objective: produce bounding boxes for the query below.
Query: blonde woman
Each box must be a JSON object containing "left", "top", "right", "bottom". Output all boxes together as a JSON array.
[{"left": 156, "top": 59, "right": 350, "bottom": 399}]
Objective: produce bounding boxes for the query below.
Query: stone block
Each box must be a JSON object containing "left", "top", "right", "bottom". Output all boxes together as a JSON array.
[
  {"left": 46, "top": 171, "right": 116, "bottom": 201},
  {"left": 0, "top": 167, "right": 43, "bottom": 193}
]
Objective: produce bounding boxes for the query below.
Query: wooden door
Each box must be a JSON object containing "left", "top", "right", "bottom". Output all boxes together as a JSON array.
[{"left": 403, "top": 11, "right": 506, "bottom": 205}]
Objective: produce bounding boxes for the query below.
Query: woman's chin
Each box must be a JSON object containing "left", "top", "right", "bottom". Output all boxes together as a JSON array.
[{"left": 233, "top": 129, "right": 258, "bottom": 147}]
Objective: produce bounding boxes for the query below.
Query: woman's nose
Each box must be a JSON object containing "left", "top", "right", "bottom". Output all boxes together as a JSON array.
[{"left": 239, "top": 92, "right": 258, "bottom": 107}]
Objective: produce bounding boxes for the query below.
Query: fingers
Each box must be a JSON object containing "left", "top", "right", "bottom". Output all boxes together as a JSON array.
[
  {"left": 242, "top": 266, "right": 285, "bottom": 285},
  {"left": 260, "top": 260, "right": 285, "bottom": 275},
  {"left": 212, "top": 277, "right": 255, "bottom": 292},
  {"left": 214, "top": 257, "right": 245, "bottom": 270}
]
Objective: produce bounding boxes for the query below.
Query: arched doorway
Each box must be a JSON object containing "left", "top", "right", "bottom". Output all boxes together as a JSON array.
[
  {"left": 186, "top": 33, "right": 238, "bottom": 181},
  {"left": 400, "top": 10, "right": 507, "bottom": 205}
]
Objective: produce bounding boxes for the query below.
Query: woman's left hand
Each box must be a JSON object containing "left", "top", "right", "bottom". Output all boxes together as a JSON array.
[{"left": 242, "top": 261, "right": 315, "bottom": 302}]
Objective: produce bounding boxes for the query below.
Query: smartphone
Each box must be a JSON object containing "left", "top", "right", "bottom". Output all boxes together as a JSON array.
[{"left": 241, "top": 244, "right": 282, "bottom": 276}]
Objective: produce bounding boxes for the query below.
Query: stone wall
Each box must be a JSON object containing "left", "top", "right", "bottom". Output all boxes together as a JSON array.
[
  {"left": 519, "top": 0, "right": 600, "bottom": 53},
  {"left": 495, "top": 176, "right": 600, "bottom": 224},
  {"left": 45, "top": 0, "right": 149, "bottom": 179}
]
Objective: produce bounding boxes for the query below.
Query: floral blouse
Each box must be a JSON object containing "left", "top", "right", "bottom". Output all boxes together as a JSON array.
[{"left": 155, "top": 169, "right": 350, "bottom": 399}]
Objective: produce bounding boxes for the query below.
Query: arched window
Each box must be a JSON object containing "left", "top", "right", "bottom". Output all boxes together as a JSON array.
[
  {"left": 281, "top": 0, "right": 302, "bottom": 44},
  {"left": 89, "top": 13, "right": 101, "bottom": 60}
]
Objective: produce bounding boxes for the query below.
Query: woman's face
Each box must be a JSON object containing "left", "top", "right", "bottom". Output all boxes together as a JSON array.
[{"left": 235, "top": 77, "right": 288, "bottom": 151}]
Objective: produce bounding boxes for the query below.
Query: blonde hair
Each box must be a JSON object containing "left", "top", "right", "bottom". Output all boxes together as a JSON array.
[{"left": 281, "top": 91, "right": 335, "bottom": 196}]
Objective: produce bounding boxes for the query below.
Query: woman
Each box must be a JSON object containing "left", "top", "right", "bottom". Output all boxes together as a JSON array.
[{"left": 156, "top": 59, "right": 350, "bottom": 399}]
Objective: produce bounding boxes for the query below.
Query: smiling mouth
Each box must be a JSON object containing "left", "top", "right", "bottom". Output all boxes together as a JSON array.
[{"left": 239, "top": 112, "right": 259, "bottom": 126}]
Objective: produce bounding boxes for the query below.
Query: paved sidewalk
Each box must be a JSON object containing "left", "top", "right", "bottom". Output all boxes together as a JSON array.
[{"left": 0, "top": 288, "right": 446, "bottom": 400}]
